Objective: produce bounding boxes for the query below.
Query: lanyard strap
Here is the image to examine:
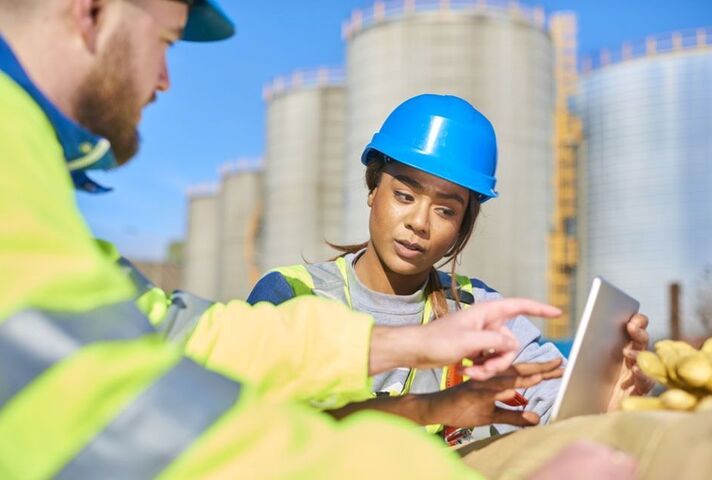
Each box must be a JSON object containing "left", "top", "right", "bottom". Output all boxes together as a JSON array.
[{"left": 334, "top": 257, "right": 435, "bottom": 396}]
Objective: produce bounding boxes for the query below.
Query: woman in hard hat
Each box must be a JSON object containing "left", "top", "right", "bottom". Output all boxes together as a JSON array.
[{"left": 247, "top": 94, "right": 652, "bottom": 441}]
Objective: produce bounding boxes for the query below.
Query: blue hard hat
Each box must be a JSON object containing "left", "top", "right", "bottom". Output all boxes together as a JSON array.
[
  {"left": 182, "top": 0, "right": 235, "bottom": 42},
  {"left": 362, "top": 94, "right": 498, "bottom": 202}
]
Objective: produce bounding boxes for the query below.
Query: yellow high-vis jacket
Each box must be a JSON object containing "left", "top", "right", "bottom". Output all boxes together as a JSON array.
[
  {"left": 0, "top": 37, "right": 480, "bottom": 479},
  {"left": 99, "top": 242, "right": 376, "bottom": 407}
]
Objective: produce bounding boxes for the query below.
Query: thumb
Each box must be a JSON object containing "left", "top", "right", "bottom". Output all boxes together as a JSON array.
[{"left": 491, "top": 408, "right": 540, "bottom": 427}]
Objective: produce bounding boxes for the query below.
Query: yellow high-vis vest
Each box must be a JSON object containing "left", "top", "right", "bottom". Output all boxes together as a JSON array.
[{"left": 271, "top": 257, "right": 476, "bottom": 434}]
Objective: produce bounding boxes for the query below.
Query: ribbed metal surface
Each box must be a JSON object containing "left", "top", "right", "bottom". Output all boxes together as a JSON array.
[
  {"left": 575, "top": 44, "right": 712, "bottom": 339},
  {"left": 183, "top": 189, "right": 219, "bottom": 299},
  {"left": 343, "top": 0, "right": 554, "bottom": 301},
  {"left": 217, "top": 165, "right": 262, "bottom": 301},
  {"left": 262, "top": 71, "right": 346, "bottom": 270}
]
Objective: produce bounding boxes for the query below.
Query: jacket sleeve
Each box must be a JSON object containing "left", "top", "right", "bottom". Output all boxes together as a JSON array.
[
  {"left": 246, "top": 271, "right": 296, "bottom": 305},
  {"left": 497, "top": 315, "right": 564, "bottom": 432},
  {"left": 184, "top": 296, "right": 376, "bottom": 407},
  {"left": 472, "top": 280, "right": 565, "bottom": 433},
  {"left": 158, "top": 385, "right": 483, "bottom": 480},
  {"left": 0, "top": 305, "right": 479, "bottom": 480}
]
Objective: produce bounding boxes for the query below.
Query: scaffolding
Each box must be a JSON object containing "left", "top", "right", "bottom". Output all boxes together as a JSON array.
[{"left": 547, "top": 13, "right": 582, "bottom": 338}]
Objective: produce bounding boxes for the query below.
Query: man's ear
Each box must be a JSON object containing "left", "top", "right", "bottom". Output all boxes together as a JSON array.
[{"left": 73, "top": 0, "right": 102, "bottom": 53}]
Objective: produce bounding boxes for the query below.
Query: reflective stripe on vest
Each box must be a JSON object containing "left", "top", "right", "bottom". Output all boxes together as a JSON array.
[
  {"left": 117, "top": 256, "right": 170, "bottom": 326},
  {"left": 0, "top": 301, "right": 153, "bottom": 409},
  {"left": 159, "top": 290, "right": 214, "bottom": 344},
  {"left": 117, "top": 256, "right": 214, "bottom": 344},
  {"left": 55, "top": 357, "right": 239, "bottom": 479},
  {"left": 117, "top": 256, "right": 154, "bottom": 296},
  {"left": 1, "top": 302, "right": 241, "bottom": 478}
]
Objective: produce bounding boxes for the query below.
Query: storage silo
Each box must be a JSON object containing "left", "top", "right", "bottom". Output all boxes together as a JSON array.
[
  {"left": 262, "top": 68, "right": 346, "bottom": 271},
  {"left": 183, "top": 185, "right": 219, "bottom": 299},
  {"left": 575, "top": 28, "right": 712, "bottom": 339},
  {"left": 342, "top": 0, "right": 554, "bottom": 302},
  {"left": 217, "top": 159, "right": 263, "bottom": 301}
]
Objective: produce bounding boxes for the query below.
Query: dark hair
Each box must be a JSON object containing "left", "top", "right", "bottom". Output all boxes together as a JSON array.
[{"left": 328, "top": 151, "right": 481, "bottom": 316}]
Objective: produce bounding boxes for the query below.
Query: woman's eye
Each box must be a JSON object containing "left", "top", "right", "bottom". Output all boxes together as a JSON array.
[
  {"left": 394, "top": 191, "right": 413, "bottom": 202},
  {"left": 437, "top": 208, "right": 456, "bottom": 218}
]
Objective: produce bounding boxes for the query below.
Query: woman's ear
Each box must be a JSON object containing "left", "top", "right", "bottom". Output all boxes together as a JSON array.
[{"left": 367, "top": 188, "right": 377, "bottom": 207}]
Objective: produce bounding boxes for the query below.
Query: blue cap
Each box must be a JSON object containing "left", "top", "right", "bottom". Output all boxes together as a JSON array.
[{"left": 182, "top": 0, "right": 235, "bottom": 42}]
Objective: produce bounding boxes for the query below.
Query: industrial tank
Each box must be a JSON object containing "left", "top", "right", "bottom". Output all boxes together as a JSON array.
[
  {"left": 342, "top": 0, "right": 554, "bottom": 301},
  {"left": 262, "top": 68, "right": 346, "bottom": 270},
  {"left": 575, "top": 28, "right": 712, "bottom": 339},
  {"left": 217, "top": 160, "right": 263, "bottom": 301},
  {"left": 183, "top": 185, "right": 220, "bottom": 299}
]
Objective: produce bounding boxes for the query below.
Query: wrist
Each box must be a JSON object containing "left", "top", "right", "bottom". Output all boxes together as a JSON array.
[
  {"left": 368, "top": 325, "right": 424, "bottom": 375},
  {"left": 416, "top": 392, "right": 443, "bottom": 425},
  {"left": 394, "top": 394, "right": 434, "bottom": 425}
]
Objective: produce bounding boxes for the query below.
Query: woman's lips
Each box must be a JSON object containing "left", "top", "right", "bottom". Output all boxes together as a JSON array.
[{"left": 394, "top": 239, "right": 425, "bottom": 260}]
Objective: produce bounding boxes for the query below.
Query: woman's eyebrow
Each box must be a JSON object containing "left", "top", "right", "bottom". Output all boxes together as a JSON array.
[
  {"left": 394, "top": 174, "right": 465, "bottom": 206},
  {"left": 436, "top": 191, "right": 466, "bottom": 206},
  {"left": 393, "top": 174, "right": 423, "bottom": 191}
]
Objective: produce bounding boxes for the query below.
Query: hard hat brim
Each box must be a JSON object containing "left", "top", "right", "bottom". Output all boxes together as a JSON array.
[{"left": 362, "top": 142, "right": 498, "bottom": 203}]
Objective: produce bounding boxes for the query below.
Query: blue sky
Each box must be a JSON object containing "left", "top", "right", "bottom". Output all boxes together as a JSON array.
[{"left": 77, "top": 0, "right": 712, "bottom": 260}]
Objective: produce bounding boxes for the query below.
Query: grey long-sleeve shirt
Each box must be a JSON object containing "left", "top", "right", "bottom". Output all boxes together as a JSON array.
[{"left": 247, "top": 250, "right": 564, "bottom": 436}]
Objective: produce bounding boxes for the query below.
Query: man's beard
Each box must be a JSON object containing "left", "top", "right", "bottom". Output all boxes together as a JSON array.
[{"left": 75, "top": 31, "right": 143, "bottom": 166}]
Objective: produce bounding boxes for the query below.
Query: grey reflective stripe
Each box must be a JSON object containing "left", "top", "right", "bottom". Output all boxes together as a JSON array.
[
  {"left": 117, "top": 256, "right": 155, "bottom": 298},
  {"left": 56, "top": 358, "right": 240, "bottom": 480},
  {"left": 158, "top": 290, "right": 214, "bottom": 344},
  {"left": 307, "top": 263, "right": 350, "bottom": 305},
  {"left": 0, "top": 302, "right": 153, "bottom": 409},
  {"left": 116, "top": 256, "right": 214, "bottom": 343}
]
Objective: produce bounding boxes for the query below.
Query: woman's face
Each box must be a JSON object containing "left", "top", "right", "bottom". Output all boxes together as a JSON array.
[{"left": 367, "top": 161, "right": 469, "bottom": 277}]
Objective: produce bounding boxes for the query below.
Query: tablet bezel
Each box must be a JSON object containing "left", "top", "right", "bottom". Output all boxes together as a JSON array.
[{"left": 549, "top": 276, "right": 640, "bottom": 422}]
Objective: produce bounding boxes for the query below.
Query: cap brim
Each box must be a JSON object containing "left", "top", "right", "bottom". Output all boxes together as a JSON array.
[{"left": 182, "top": 0, "right": 235, "bottom": 42}]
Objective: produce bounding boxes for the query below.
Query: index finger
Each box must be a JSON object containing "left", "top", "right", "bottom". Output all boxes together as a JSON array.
[
  {"left": 507, "top": 358, "right": 564, "bottom": 377},
  {"left": 478, "top": 298, "right": 562, "bottom": 329}
]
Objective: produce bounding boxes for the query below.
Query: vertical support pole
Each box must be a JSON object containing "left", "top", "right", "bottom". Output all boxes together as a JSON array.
[{"left": 670, "top": 283, "right": 682, "bottom": 340}]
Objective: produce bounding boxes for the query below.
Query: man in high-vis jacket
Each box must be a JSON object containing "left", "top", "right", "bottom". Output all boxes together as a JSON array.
[{"left": 0, "top": 1, "right": 639, "bottom": 478}]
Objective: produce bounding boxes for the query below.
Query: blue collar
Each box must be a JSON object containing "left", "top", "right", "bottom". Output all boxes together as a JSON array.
[{"left": 0, "top": 35, "right": 116, "bottom": 193}]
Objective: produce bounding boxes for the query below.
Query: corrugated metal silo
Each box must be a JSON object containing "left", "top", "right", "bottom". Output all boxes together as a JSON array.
[
  {"left": 217, "top": 160, "right": 263, "bottom": 301},
  {"left": 262, "top": 68, "right": 346, "bottom": 271},
  {"left": 575, "top": 28, "right": 712, "bottom": 339},
  {"left": 183, "top": 185, "right": 220, "bottom": 299},
  {"left": 342, "top": 0, "right": 554, "bottom": 301}
]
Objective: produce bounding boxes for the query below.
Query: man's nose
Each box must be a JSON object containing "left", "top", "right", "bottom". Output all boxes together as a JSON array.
[{"left": 157, "top": 56, "right": 171, "bottom": 92}]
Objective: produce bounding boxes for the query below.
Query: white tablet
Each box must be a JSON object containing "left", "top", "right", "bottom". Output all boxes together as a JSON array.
[{"left": 549, "top": 277, "right": 639, "bottom": 422}]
